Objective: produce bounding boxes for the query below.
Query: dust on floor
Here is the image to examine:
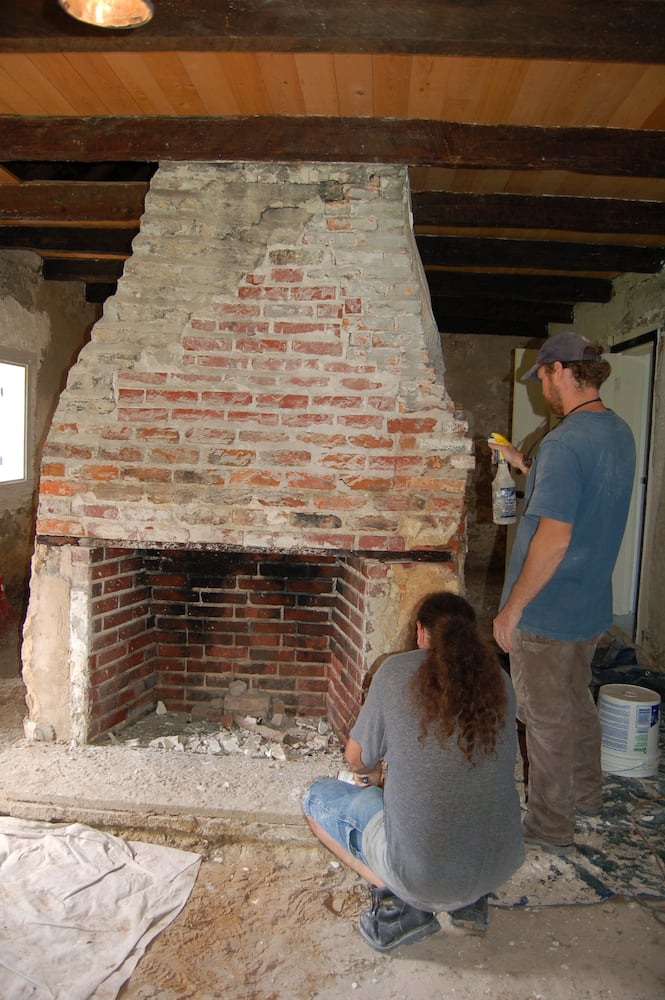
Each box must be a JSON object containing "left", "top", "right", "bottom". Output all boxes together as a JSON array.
[{"left": 118, "top": 840, "right": 665, "bottom": 1000}]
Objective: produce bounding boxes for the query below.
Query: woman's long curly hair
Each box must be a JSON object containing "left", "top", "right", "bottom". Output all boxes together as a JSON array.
[{"left": 411, "top": 591, "right": 507, "bottom": 765}]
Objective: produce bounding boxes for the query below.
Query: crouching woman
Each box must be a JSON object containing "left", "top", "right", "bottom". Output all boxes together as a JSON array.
[{"left": 302, "top": 591, "right": 524, "bottom": 953}]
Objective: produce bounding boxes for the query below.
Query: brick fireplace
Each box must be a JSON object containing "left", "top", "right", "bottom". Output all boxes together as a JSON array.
[{"left": 21, "top": 162, "right": 472, "bottom": 745}]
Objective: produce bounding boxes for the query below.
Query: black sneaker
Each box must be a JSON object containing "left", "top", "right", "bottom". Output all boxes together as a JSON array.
[
  {"left": 449, "top": 894, "right": 489, "bottom": 935},
  {"left": 357, "top": 887, "right": 441, "bottom": 953}
]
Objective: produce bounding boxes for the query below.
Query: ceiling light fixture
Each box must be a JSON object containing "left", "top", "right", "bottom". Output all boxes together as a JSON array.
[{"left": 58, "top": 0, "right": 154, "bottom": 29}]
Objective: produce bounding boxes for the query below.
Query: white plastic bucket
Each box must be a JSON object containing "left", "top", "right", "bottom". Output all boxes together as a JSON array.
[{"left": 598, "top": 683, "right": 661, "bottom": 778}]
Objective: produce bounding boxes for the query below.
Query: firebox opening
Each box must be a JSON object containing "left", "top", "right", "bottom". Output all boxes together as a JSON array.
[{"left": 81, "top": 544, "right": 423, "bottom": 745}]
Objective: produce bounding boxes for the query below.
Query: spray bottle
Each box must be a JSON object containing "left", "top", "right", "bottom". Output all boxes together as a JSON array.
[{"left": 489, "top": 433, "right": 517, "bottom": 526}]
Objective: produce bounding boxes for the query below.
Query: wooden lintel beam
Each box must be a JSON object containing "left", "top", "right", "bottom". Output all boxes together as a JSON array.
[
  {"left": 0, "top": 181, "right": 148, "bottom": 225},
  {"left": 413, "top": 191, "right": 665, "bottom": 236},
  {"left": 417, "top": 235, "right": 665, "bottom": 273},
  {"left": 1, "top": 118, "right": 665, "bottom": 179},
  {"left": 424, "top": 271, "right": 613, "bottom": 304},
  {"left": 1, "top": 1, "right": 664, "bottom": 63},
  {"left": 0, "top": 226, "right": 136, "bottom": 255},
  {"left": 431, "top": 298, "right": 575, "bottom": 324}
]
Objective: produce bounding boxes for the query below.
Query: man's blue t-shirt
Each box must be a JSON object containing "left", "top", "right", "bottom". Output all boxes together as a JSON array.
[{"left": 501, "top": 410, "right": 635, "bottom": 641}]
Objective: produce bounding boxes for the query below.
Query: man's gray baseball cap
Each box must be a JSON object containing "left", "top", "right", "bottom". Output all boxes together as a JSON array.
[{"left": 523, "top": 332, "right": 594, "bottom": 382}]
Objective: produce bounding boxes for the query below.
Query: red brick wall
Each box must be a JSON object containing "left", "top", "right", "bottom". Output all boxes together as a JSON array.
[
  {"left": 36, "top": 163, "right": 471, "bottom": 557},
  {"left": 86, "top": 546, "right": 155, "bottom": 741},
  {"left": 150, "top": 550, "right": 338, "bottom": 717},
  {"left": 81, "top": 542, "right": 450, "bottom": 742}
]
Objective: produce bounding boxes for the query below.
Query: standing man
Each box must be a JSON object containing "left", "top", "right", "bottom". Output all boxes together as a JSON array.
[{"left": 491, "top": 332, "right": 635, "bottom": 848}]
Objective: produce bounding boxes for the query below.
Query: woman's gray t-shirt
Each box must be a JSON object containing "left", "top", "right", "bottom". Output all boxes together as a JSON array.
[{"left": 351, "top": 649, "right": 524, "bottom": 911}]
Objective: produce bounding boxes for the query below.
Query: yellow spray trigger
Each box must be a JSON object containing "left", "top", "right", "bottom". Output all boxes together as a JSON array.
[{"left": 489, "top": 432, "right": 511, "bottom": 460}]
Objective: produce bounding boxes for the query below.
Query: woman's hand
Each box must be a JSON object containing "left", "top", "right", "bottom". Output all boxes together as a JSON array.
[{"left": 352, "top": 764, "right": 384, "bottom": 787}]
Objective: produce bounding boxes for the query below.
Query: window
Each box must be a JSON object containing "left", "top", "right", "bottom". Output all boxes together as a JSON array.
[{"left": 0, "top": 360, "right": 27, "bottom": 484}]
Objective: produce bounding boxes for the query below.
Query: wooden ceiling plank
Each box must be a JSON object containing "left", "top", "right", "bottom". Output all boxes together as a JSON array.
[
  {"left": 2, "top": 117, "right": 664, "bottom": 178},
  {"left": 64, "top": 53, "right": 143, "bottom": 115},
  {"left": 411, "top": 166, "right": 665, "bottom": 202},
  {"left": 0, "top": 165, "right": 19, "bottom": 185},
  {"left": 473, "top": 59, "right": 530, "bottom": 125},
  {"left": 608, "top": 65, "right": 665, "bottom": 130},
  {"left": 2, "top": 1, "right": 664, "bottom": 64},
  {"left": 333, "top": 54, "right": 374, "bottom": 118},
  {"left": 416, "top": 235, "right": 665, "bottom": 273},
  {"left": 255, "top": 53, "right": 306, "bottom": 116},
  {"left": 140, "top": 53, "right": 208, "bottom": 117},
  {"left": 437, "top": 57, "right": 489, "bottom": 122},
  {"left": 407, "top": 56, "right": 450, "bottom": 120},
  {"left": 0, "top": 56, "right": 58, "bottom": 115},
  {"left": 177, "top": 53, "right": 242, "bottom": 116},
  {"left": 5, "top": 53, "right": 80, "bottom": 116},
  {"left": 412, "top": 191, "right": 665, "bottom": 235},
  {"left": 0, "top": 181, "right": 147, "bottom": 224},
  {"left": 372, "top": 54, "right": 411, "bottom": 119},
  {"left": 101, "top": 53, "right": 179, "bottom": 116},
  {"left": 25, "top": 52, "right": 111, "bottom": 116},
  {"left": 294, "top": 53, "right": 338, "bottom": 117},
  {"left": 220, "top": 53, "right": 273, "bottom": 116}
]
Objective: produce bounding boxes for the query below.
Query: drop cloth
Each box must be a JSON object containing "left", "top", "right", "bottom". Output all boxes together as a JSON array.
[{"left": 0, "top": 816, "right": 200, "bottom": 999}]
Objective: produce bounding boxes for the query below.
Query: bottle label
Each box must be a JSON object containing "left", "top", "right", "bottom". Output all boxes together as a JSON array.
[{"left": 493, "top": 486, "right": 517, "bottom": 523}]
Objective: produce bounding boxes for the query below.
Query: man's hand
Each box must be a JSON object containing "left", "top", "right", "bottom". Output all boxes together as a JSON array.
[
  {"left": 494, "top": 516, "right": 572, "bottom": 654},
  {"left": 493, "top": 605, "right": 521, "bottom": 654}
]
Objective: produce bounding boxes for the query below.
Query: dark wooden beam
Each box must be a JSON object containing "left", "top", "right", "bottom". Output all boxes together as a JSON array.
[
  {"left": 0, "top": 181, "right": 148, "bottom": 224},
  {"left": 1, "top": 1, "right": 663, "bottom": 62},
  {"left": 42, "top": 258, "right": 125, "bottom": 282},
  {"left": 417, "top": 235, "right": 665, "bottom": 273},
  {"left": 424, "top": 271, "right": 613, "bottom": 304},
  {"left": 435, "top": 314, "right": 549, "bottom": 338},
  {"left": 0, "top": 226, "right": 135, "bottom": 255},
  {"left": 85, "top": 282, "right": 117, "bottom": 303},
  {"left": 432, "top": 299, "right": 575, "bottom": 324},
  {"left": 2, "top": 118, "right": 665, "bottom": 178},
  {"left": 413, "top": 191, "right": 665, "bottom": 236}
]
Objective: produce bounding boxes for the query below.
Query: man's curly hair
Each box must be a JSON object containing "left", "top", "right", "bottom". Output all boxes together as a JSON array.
[
  {"left": 546, "top": 341, "right": 611, "bottom": 390},
  {"left": 410, "top": 592, "right": 507, "bottom": 765}
]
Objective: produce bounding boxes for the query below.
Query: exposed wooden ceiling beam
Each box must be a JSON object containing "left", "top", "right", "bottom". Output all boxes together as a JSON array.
[
  {"left": 0, "top": 181, "right": 148, "bottom": 224},
  {"left": 412, "top": 191, "right": 665, "bottom": 235},
  {"left": 416, "top": 235, "right": 665, "bottom": 273},
  {"left": 432, "top": 299, "right": 576, "bottom": 324},
  {"left": 2, "top": 118, "right": 665, "bottom": 178},
  {"left": 2, "top": 1, "right": 664, "bottom": 62},
  {"left": 42, "top": 258, "right": 125, "bottom": 282},
  {"left": 424, "top": 272, "right": 614, "bottom": 304},
  {"left": 0, "top": 226, "right": 135, "bottom": 255},
  {"left": 433, "top": 314, "right": 550, "bottom": 338}
]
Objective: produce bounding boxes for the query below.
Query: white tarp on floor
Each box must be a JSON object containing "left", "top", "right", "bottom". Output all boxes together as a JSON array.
[{"left": 0, "top": 816, "right": 201, "bottom": 999}]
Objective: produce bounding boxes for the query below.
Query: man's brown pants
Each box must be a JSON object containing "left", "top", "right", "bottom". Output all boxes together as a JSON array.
[{"left": 510, "top": 630, "right": 601, "bottom": 846}]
